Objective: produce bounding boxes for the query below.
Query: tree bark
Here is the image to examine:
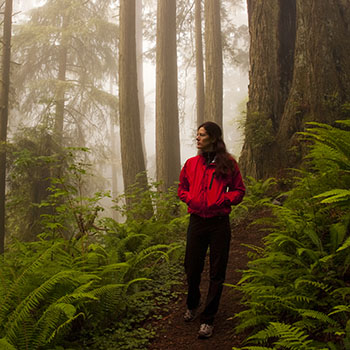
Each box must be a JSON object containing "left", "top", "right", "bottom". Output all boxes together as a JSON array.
[
  {"left": 136, "top": 0, "right": 147, "bottom": 163},
  {"left": 195, "top": 0, "right": 205, "bottom": 126},
  {"left": 240, "top": 0, "right": 350, "bottom": 179},
  {"left": 204, "top": 0, "right": 223, "bottom": 127},
  {"left": 119, "top": 0, "right": 148, "bottom": 192},
  {"left": 156, "top": 0, "right": 181, "bottom": 191},
  {"left": 0, "top": 0, "right": 13, "bottom": 254}
]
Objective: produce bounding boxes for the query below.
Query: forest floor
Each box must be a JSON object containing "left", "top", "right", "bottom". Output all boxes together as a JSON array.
[{"left": 147, "top": 209, "right": 270, "bottom": 350}]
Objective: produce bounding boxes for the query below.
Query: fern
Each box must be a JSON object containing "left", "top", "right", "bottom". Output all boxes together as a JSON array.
[
  {"left": 231, "top": 119, "right": 350, "bottom": 349},
  {"left": 0, "top": 242, "right": 64, "bottom": 327},
  {"left": 295, "top": 309, "right": 340, "bottom": 327},
  {"left": 329, "top": 305, "right": 350, "bottom": 316},
  {"left": 246, "top": 322, "right": 325, "bottom": 350},
  {"left": 4, "top": 270, "right": 99, "bottom": 347},
  {"left": 0, "top": 338, "right": 17, "bottom": 350},
  {"left": 336, "top": 236, "right": 350, "bottom": 252},
  {"left": 32, "top": 303, "right": 84, "bottom": 348},
  {"left": 234, "top": 313, "right": 273, "bottom": 334},
  {"left": 314, "top": 189, "right": 350, "bottom": 204},
  {"left": 295, "top": 279, "right": 332, "bottom": 293}
]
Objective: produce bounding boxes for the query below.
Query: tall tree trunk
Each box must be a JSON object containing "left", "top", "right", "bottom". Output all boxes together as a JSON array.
[
  {"left": 54, "top": 10, "right": 69, "bottom": 143},
  {"left": 156, "top": 0, "right": 181, "bottom": 191},
  {"left": 204, "top": 0, "right": 223, "bottom": 127},
  {"left": 239, "top": 1, "right": 284, "bottom": 179},
  {"left": 240, "top": 0, "right": 350, "bottom": 179},
  {"left": 195, "top": 0, "right": 205, "bottom": 126},
  {"left": 276, "top": 0, "right": 350, "bottom": 165},
  {"left": 108, "top": 77, "right": 119, "bottom": 221},
  {"left": 119, "top": 0, "right": 148, "bottom": 192},
  {"left": 136, "top": 0, "right": 147, "bottom": 163},
  {"left": 110, "top": 120, "right": 119, "bottom": 220},
  {"left": 0, "top": 0, "right": 13, "bottom": 254}
]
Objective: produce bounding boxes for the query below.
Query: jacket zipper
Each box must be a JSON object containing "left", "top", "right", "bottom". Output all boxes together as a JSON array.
[{"left": 209, "top": 172, "right": 215, "bottom": 190}]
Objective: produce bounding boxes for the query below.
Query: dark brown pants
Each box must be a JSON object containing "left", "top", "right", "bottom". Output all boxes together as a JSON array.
[{"left": 184, "top": 214, "right": 231, "bottom": 325}]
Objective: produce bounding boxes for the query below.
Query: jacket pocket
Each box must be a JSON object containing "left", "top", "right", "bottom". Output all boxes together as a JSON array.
[
  {"left": 207, "top": 195, "right": 226, "bottom": 210},
  {"left": 187, "top": 194, "right": 204, "bottom": 211}
]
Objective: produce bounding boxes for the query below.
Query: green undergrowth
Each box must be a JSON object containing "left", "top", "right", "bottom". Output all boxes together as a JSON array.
[
  {"left": 72, "top": 259, "right": 184, "bottom": 350},
  {"left": 231, "top": 119, "right": 350, "bottom": 349},
  {"left": 0, "top": 147, "right": 189, "bottom": 350}
]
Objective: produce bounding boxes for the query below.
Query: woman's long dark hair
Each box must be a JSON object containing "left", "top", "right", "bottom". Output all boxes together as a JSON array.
[{"left": 198, "top": 121, "right": 236, "bottom": 178}]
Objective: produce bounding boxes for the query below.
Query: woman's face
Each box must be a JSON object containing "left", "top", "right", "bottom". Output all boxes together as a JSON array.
[{"left": 196, "top": 127, "right": 214, "bottom": 152}]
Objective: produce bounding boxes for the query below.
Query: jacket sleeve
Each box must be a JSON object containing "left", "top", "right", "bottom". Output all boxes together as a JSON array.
[
  {"left": 224, "top": 161, "right": 245, "bottom": 205},
  {"left": 178, "top": 161, "right": 190, "bottom": 203}
]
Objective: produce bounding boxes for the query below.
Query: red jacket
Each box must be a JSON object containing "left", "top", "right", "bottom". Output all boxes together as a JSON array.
[{"left": 178, "top": 154, "right": 245, "bottom": 218}]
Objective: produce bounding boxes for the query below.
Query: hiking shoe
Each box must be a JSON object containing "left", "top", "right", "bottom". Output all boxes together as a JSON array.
[
  {"left": 198, "top": 323, "right": 214, "bottom": 338},
  {"left": 183, "top": 307, "right": 199, "bottom": 322}
]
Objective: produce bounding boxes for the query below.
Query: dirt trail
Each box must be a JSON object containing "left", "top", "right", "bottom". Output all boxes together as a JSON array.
[{"left": 148, "top": 212, "right": 268, "bottom": 350}]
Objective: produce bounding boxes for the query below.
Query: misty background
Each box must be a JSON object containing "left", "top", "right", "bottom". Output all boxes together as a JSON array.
[{"left": 10, "top": 0, "right": 249, "bottom": 200}]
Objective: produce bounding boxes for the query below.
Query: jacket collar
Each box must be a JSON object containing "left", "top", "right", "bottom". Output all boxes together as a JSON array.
[{"left": 200, "top": 151, "right": 216, "bottom": 166}]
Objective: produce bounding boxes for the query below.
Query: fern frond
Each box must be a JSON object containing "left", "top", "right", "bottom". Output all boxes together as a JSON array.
[
  {"left": 127, "top": 244, "right": 170, "bottom": 271},
  {"left": 295, "top": 279, "right": 331, "bottom": 293},
  {"left": 282, "top": 294, "right": 313, "bottom": 304},
  {"left": 125, "top": 277, "right": 151, "bottom": 294},
  {"left": 234, "top": 313, "right": 272, "bottom": 334},
  {"left": 90, "top": 283, "right": 125, "bottom": 298},
  {"left": 240, "top": 244, "right": 265, "bottom": 255},
  {"left": 4, "top": 270, "right": 98, "bottom": 344},
  {"left": 336, "top": 236, "right": 350, "bottom": 252},
  {"left": 249, "top": 322, "right": 314, "bottom": 350},
  {"left": 31, "top": 303, "right": 80, "bottom": 347},
  {"left": 0, "top": 242, "right": 66, "bottom": 325},
  {"left": 89, "top": 283, "right": 129, "bottom": 317},
  {"left": 296, "top": 309, "right": 339, "bottom": 327},
  {"left": 328, "top": 305, "right": 350, "bottom": 316},
  {"left": 331, "top": 287, "right": 350, "bottom": 299},
  {"left": 0, "top": 338, "right": 17, "bottom": 350},
  {"left": 268, "top": 233, "right": 304, "bottom": 249},
  {"left": 98, "top": 262, "right": 130, "bottom": 283},
  {"left": 296, "top": 247, "right": 320, "bottom": 263},
  {"left": 46, "top": 311, "right": 85, "bottom": 344},
  {"left": 314, "top": 189, "right": 350, "bottom": 204}
]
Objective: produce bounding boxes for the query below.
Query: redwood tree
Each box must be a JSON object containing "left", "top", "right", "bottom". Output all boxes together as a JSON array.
[
  {"left": 119, "top": 0, "right": 148, "bottom": 192},
  {"left": 240, "top": 0, "right": 350, "bottom": 179},
  {"left": 0, "top": 0, "right": 13, "bottom": 254},
  {"left": 136, "top": 0, "right": 147, "bottom": 162},
  {"left": 155, "top": 0, "right": 181, "bottom": 190},
  {"left": 195, "top": 0, "right": 205, "bottom": 126},
  {"left": 204, "top": 0, "right": 223, "bottom": 127}
]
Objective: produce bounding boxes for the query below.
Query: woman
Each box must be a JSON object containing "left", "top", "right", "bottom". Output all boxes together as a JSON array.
[{"left": 178, "top": 121, "right": 245, "bottom": 338}]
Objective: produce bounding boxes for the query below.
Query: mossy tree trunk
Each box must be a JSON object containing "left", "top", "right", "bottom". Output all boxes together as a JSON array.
[{"left": 240, "top": 0, "right": 350, "bottom": 179}]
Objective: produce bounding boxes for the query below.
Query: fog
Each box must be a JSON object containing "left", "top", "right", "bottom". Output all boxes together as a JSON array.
[{"left": 10, "top": 0, "right": 249, "bottom": 195}]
